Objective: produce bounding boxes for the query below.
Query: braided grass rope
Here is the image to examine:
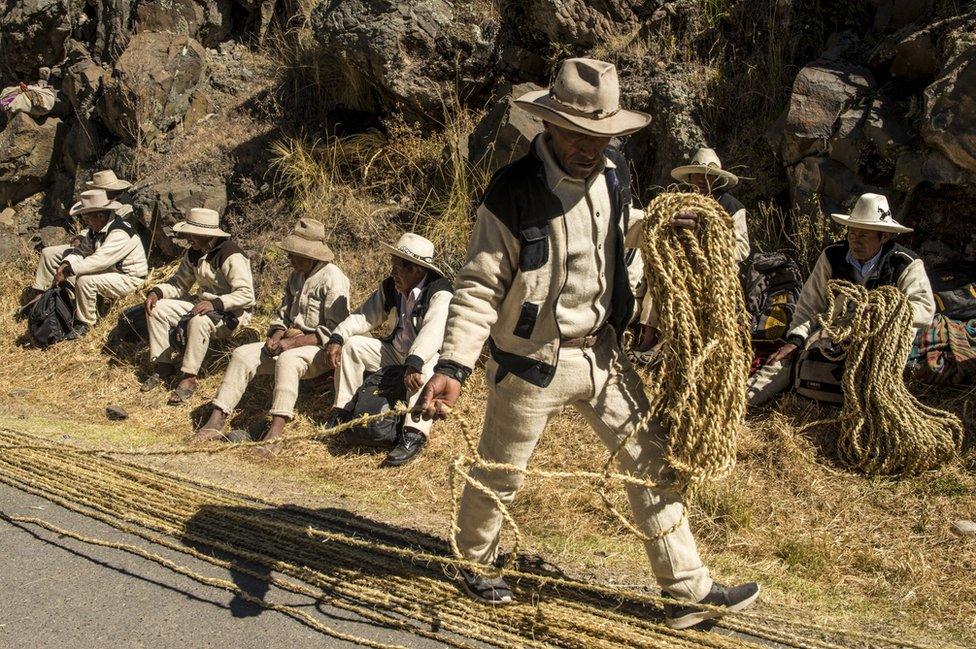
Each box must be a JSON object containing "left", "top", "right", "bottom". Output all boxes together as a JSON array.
[
  {"left": 638, "top": 192, "right": 751, "bottom": 490},
  {"left": 816, "top": 280, "right": 963, "bottom": 475},
  {"left": 0, "top": 427, "right": 941, "bottom": 649}
]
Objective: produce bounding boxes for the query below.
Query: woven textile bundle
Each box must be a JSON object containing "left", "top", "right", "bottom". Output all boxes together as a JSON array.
[
  {"left": 638, "top": 192, "right": 751, "bottom": 490},
  {"left": 820, "top": 280, "right": 963, "bottom": 475}
]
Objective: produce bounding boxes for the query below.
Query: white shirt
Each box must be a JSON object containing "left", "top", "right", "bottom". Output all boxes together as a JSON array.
[
  {"left": 846, "top": 247, "right": 884, "bottom": 284},
  {"left": 393, "top": 277, "right": 426, "bottom": 356}
]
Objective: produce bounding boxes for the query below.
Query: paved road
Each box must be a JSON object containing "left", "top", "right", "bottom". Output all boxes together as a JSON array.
[{"left": 0, "top": 483, "right": 457, "bottom": 649}]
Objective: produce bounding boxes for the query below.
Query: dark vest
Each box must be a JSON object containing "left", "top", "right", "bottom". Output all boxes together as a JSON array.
[
  {"left": 824, "top": 241, "right": 918, "bottom": 289},
  {"left": 379, "top": 271, "right": 453, "bottom": 342}
]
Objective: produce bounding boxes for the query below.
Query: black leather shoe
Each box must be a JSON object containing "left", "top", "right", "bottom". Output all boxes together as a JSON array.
[
  {"left": 664, "top": 581, "right": 760, "bottom": 630},
  {"left": 384, "top": 428, "right": 426, "bottom": 467},
  {"left": 66, "top": 323, "right": 90, "bottom": 340}
]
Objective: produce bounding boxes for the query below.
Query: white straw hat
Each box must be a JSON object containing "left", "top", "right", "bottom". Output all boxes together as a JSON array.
[
  {"left": 172, "top": 207, "right": 231, "bottom": 238},
  {"left": 671, "top": 148, "right": 739, "bottom": 189},
  {"left": 830, "top": 193, "right": 912, "bottom": 234},
  {"left": 379, "top": 233, "right": 442, "bottom": 275},
  {"left": 85, "top": 169, "right": 132, "bottom": 191},
  {"left": 68, "top": 189, "right": 124, "bottom": 216},
  {"left": 514, "top": 58, "right": 651, "bottom": 137}
]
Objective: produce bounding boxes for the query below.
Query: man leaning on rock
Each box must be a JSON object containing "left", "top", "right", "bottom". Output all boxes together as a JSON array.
[{"left": 418, "top": 57, "right": 759, "bottom": 630}]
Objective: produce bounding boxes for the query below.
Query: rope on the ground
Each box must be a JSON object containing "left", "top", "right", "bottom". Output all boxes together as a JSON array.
[
  {"left": 816, "top": 280, "right": 963, "bottom": 475},
  {"left": 0, "top": 427, "right": 939, "bottom": 649},
  {"left": 638, "top": 191, "right": 751, "bottom": 491}
]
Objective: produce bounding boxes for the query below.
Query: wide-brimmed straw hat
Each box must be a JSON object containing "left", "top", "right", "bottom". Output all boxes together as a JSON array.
[
  {"left": 380, "top": 233, "right": 442, "bottom": 275},
  {"left": 514, "top": 58, "right": 651, "bottom": 137},
  {"left": 671, "top": 148, "right": 739, "bottom": 189},
  {"left": 68, "top": 189, "right": 124, "bottom": 217},
  {"left": 831, "top": 193, "right": 912, "bottom": 234},
  {"left": 278, "top": 218, "right": 335, "bottom": 262},
  {"left": 85, "top": 169, "right": 132, "bottom": 191},
  {"left": 172, "top": 207, "right": 231, "bottom": 238}
]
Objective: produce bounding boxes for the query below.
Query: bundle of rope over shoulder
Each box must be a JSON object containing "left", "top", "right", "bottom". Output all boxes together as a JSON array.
[
  {"left": 816, "top": 279, "right": 963, "bottom": 475},
  {"left": 637, "top": 191, "right": 752, "bottom": 490}
]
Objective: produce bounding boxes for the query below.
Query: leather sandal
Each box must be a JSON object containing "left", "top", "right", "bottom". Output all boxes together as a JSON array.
[
  {"left": 187, "top": 428, "right": 225, "bottom": 445},
  {"left": 167, "top": 384, "right": 197, "bottom": 405}
]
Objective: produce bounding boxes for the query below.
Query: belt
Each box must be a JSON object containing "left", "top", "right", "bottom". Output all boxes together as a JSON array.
[{"left": 561, "top": 324, "right": 606, "bottom": 349}]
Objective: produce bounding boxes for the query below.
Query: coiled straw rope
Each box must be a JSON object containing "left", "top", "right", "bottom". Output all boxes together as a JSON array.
[
  {"left": 638, "top": 192, "right": 751, "bottom": 490},
  {"left": 816, "top": 280, "right": 963, "bottom": 475}
]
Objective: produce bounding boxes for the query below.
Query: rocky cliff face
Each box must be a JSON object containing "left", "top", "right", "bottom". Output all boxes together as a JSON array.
[{"left": 1, "top": 0, "right": 973, "bottom": 264}]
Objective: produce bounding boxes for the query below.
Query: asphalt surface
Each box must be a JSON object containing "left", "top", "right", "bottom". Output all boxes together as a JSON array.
[{"left": 0, "top": 483, "right": 458, "bottom": 649}]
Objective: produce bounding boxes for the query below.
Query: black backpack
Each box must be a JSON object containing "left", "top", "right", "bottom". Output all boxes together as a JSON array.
[
  {"left": 346, "top": 365, "right": 408, "bottom": 447},
  {"left": 742, "top": 252, "right": 804, "bottom": 342},
  {"left": 112, "top": 304, "right": 149, "bottom": 343},
  {"left": 927, "top": 261, "right": 976, "bottom": 321},
  {"left": 28, "top": 285, "right": 75, "bottom": 347}
]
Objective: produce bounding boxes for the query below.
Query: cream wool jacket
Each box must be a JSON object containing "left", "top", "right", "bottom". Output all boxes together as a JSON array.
[
  {"left": 269, "top": 262, "right": 351, "bottom": 345},
  {"left": 788, "top": 243, "right": 935, "bottom": 343},
  {"left": 63, "top": 220, "right": 148, "bottom": 279},
  {"left": 150, "top": 239, "right": 255, "bottom": 316},
  {"left": 332, "top": 275, "right": 452, "bottom": 371}
]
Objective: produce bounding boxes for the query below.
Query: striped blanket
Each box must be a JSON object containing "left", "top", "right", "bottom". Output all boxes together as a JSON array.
[{"left": 909, "top": 314, "right": 976, "bottom": 384}]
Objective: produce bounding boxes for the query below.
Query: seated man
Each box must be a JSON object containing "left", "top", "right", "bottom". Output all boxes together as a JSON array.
[
  {"left": 192, "top": 219, "right": 350, "bottom": 446},
  {"left": 634, "top": 147, "right": 751, "bottom": 359},
  {"left": 85, "top": 169, "right": 135, "bottom": 219},
  {"left": 325, "top": 233, "right": 452, "bottom": 467},
  {"left": 1, "top": 67, "right": 56, "bottom": 118},
  {"left": 748, "top": 192, "right": 935, "bottom": 406},
  {"left": 142, "top": 208, "right": 256, "bottom": 405},
  {"left": 28, "top": 189, "right": 147, "bottom": 338}
]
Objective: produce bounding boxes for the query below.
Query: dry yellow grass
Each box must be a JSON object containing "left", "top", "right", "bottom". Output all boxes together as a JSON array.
[{"left": 1, "top": 259, "right": 974, "bottom": 646}]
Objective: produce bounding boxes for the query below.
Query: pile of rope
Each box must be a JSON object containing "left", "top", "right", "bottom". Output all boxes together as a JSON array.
[
  {"left": 0, "top": 426, "right": 937, "bottom": 649},
  {"left": 818, "top": 280, "right": 963, "bottom": 475},
  {"left": 637, "top": 191, "right": 751, "bottom": 490}
]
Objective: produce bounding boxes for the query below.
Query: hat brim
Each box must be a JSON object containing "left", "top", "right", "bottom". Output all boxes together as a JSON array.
[
  {"left": 671, "top": 165, "right": 739, "bottom": 189},
  {"left": 514, "top": 89, "right": 651, "bottom": 137},
  {"left": 69, "top": 200, "right": 125, "bottom": 216},
  {"left": 173, "top": 221, "right": 231, "bottom": 238},
  {"left": 830, "top": 213, "right": 912, "bottom": 234},
  {"left": 379, "top": 242, "right": 443, "bottom": 275},
  {"left": 85, "top": 179, "right": 132, "bottom": 191},
  {"left": 278, "top": 236, "right": 335, "bottom": 263}
]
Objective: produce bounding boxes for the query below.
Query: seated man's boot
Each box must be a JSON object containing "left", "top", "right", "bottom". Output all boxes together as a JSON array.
[
  {"left": 664, "top": 581, "right": 760, "bottom": 630},
  {"left": 66, "top": 323, "right": 90, "bottom": 340},
  {"left": 384, "top": 427, "right": 426, "bottom": 467},
  {"left": 458, "top": 569, "right": 514, "bottom": 605}
]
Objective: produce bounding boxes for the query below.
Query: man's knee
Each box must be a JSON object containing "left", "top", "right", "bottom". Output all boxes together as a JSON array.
[
  {"left": 341, "top": 335, "right": 373, "bottom": 362},
  {"left": 186, "top": 313, "right": 213, "bottom": 334}
]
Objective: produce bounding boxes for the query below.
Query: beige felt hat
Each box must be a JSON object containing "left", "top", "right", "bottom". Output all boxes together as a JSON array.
[
  {"left": 172, "top": 207, "right": 231, "bottom": 238},
  {"left": 278, "top": 218, "right": 335, "bottom": 262},
  {"left": 671, "top": 147, "right": 739, "bottom": 189},
  {"left": 831, "top": 193, "right": 912, "bottom": 234},
  {"left": 380, "top": 233, "right": 442, "bottom": 275},
  {"left": 68, "top": 189, "right": 124, "bottom": 216},
  {"left": 85, "top": 169, "right": 132, "bottom": 191},
  {"left": 514, "top": 58, "right": 651, "bottom": 137}
]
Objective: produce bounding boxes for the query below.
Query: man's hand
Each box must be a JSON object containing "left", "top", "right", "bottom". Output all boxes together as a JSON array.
[
  {"left": 19, "top": 82, "right": 28, "bottom": 93},
  {"left": 326, "top": 343, "right": 342, "bottom": 369},
  {"left": 284, "top": 327, "right": 303, "bottom": 339},
  {"left": 404, "top": 367, "right": 425, "bottom": 394},
  {"left": 190, "top": 300, "right": 215, "bottom": 316},
  {"left": 417, "top": 373, "right": 461, "bottom": 420},
  {"left": 767, "top": 343, "right": 798, "bottom": 364},
  {"left": 52, "top": 263, "right": 69, "bottom": 287},
  {"left": 145, "top": 292, "right": 159, "bottom": 316},
  {"left": 264, "top": 331, "right": 285, "bottom": 356},
  {"left": 671, "top": 209, "right": 701, "bottom": 230}
]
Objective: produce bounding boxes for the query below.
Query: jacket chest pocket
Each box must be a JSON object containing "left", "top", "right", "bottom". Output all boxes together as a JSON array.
[
  {"left": 303, "top": 294, "right": 322, "bottom": 326},
  {"left": 519, "top": 225, "right": 549, "bottom": 271}
]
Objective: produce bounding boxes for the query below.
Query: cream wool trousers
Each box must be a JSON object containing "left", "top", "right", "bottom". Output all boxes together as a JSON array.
[
  {"left": 33, "top": 244, "right": 143, "bottom": 325},
  {"left": 455, "top": 329, "right": 713, "bottom": 602},
  {"left": 334, "top": 335, "right": 436, "bottom": 437},
  {"left": 148, "top": 298, "right": 235, "bottom": 375},
  {"left": 212, "top": 342, "right": 330, "bottom": 418}
]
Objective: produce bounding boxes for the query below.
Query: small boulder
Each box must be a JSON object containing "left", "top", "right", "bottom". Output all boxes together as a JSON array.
[
  {"left": 467, "top": 82, "right": 544, "bottom": 174},
  {"left": 97, "top": 32, "right": 209, "bottom": 147},
  {"left": 0, "top": 113, "right": 65, "bottom": 206},
  {"left": 0, "top": 0, "right": 74, "bottom": 80},
  {"left": 891, "top": 31, "right": 939, "bottom": 82},
  {"left": 106, "top": 405, "right": 129, "bottom": 421},
  {"left": 922, "top": 29, "right": 976, "bottom": 173},
  {"left": 499, "top": 0, "right": 648, "bottom": 49},
  {"left": 134, "top": 0, "right": 233, "bottom": 47}
]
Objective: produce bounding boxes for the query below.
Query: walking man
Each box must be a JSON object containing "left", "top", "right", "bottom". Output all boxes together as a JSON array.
[{"left": 418, "top": 58, "right": 759, "bottom": 630}]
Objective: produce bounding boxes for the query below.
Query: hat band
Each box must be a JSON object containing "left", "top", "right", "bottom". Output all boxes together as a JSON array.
[
  {"left": 186, "top": 220, "right": 221, "bottom": 229},
  {"left": 396, "top": 246, "right": 433, "bottom": 264},
  {"left": 547, "top": 91, "right": 621, "bottom": 120}
]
